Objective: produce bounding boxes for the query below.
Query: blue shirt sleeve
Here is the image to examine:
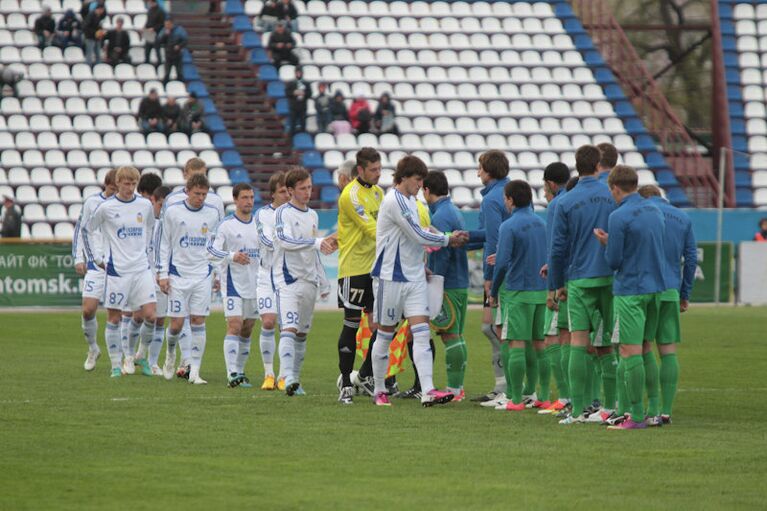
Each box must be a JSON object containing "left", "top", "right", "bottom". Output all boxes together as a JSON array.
[
  {"left": 604, "top": 212, "right": 624, "bottom": 271},
  {"left": 483, "top": 199, "right": 505, "bottom": 281},
  {"left": 549, "top": 202, "right": 568, "bottom": 289},
  {"left": 681, "top": 221, "right": 697, "bottom": 300},
  {"left": 491, "top": 223, "right": 512, "bottom": 298}
]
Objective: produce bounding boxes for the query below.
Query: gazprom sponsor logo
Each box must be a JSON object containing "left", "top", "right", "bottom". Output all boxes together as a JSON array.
[
  {"left": 117, "top": 226, "right": 143, "bottom": 239},
  {"left": 179, "top": 235, "right": 208, "bottom": 248}
]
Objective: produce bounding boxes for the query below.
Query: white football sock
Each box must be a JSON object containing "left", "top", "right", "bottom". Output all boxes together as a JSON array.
[
  {"left": 166, "top": 328, "right": 180, "bottom": 358},
  {"left": 237, "top": 336, "right": 251, "bottom": 374},
  {"left": 293, "top": 335, "right": 306, "bottom": 381},
  {"left": 259, "top": 328, "right": 275, "bottom": 376},
  {"left": 482, "top": 323, "right": 506, "bottom": 392},
  {"left": 189, "top": 324, "right": 206, "bottom": 371},
  {"left": 149, "top": 324, "right": 164, "bottom": 366},
  {"left": 223, "top": 335, "right": 239, "bottom": 375},
  {"left": 105, "top": 322, "right": 122, "bottom": 369},
  {"left": 372, "top": 330, "right": 394, "bottom": 395},
  {"left": 179, "top": 318, "right": 192, "bottom": 363},
  {"left": 278, "top": 331, "right": 296, "bottom": 383},
  {"left": 411, "top": 323, "right": 435, "bottom": 394},
  {"left": 120, "top": 316, "right": 132, "bottom": 355},
  {"left": 128, "top": 319, "right": 142, "bottom": 356},
  {"left": 139, "top": 321, "right": 153, "bottom": 357},
  {"left": 82, "top": 316, "right": 98, "bottom": 351}
]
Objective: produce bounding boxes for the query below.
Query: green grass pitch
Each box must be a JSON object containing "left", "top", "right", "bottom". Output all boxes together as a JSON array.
[{"left": 1, "top": 307, "right": 765, "bottom": 510}]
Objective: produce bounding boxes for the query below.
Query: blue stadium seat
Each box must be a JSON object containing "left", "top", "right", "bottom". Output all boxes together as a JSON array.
[
  {"left": 645, "top": 152, "right": 666, "bottom": 169},
  {"left": 213, "top": 133, "right": 235, "bottom": 150},
  {"left": 187, "top": 81, "right": 208, "bottom": 98},
  {"left": 267, "top": 81, "right": 285, "bottom": 99},
  {"left": 594, "top": 68, "right": 616, "bottom": 85},
  {"left": 604, "top": 85, "right": 625, "bottom": 101},
  {"left": 241, "top": 31, "right": 262, "bottom": 49},
  {"left": 573, "top": 35, "right": 595, "bottom": 51},
  {"left": 259, "top": 65, "right": 278, "bottom": 81},
  {"left": 250, "top": 48, "right": 270, "bottom": 65},
  {"left": 182, "top": 65, "right": 200, "bottom": 81},
  {"left": 205, "top": 115, "right": 225, "bottom": 134},
  {"left": 735, "top": 171, "right": 752, "bottom": 188},
  {"left": 228, "top": 168, "right": 250, "bottom": 184},
  {"left": 720, "top": 20, "right": 734, "bottom": 36},
  {"left": 614, "top": 101, "right": 636, "bottom": 117},
  {"left": 225, "top": 0, "right": 245, "bottom": 16},
  {"left": 727, "top": 85, "right": 742, "bottom": 101},
  {"left": 734, "top": 154, "right": 749, "bottom": 171},
  {"left": 666, "top": 187, "right": 691, "bottom": 207},
  {"left": 554, "top": 3, "right": 575, "bottom": 18},
  {"left": 635, "top": 135, "right": 656, "bottom": 152},
  {"left": 182, "top": 50, "right": 193, "bottom": 64},
  {"left": 564, "top": 19, "right": 586, "bottom": 35},
  {"left": 729, "top": 101, "right": 743, "bottom": 117},
  {"left": 202, "top": 98, "right": 218, "bottom": 115},
  {"left": 732, "top": 136, "right": 747, "bottom": 153},
  {"left": 736, "top": 188, "right": 754, "bottom": 207},
  {"left": 320, "top": 186, "right": 340, "bottom": 203},
  {"left": 292, "top": 133, "right": 314, "bottom": 150},
  {"left": 302, "top": 151, "right": 323, "bottom": 169},
  {"left": 275, "top": 98, "right": 289, "bottom": 116},
  {"left": 232, "top": 15, "right": 251, "bottom": 32},
  {"left": 624, "top": 118, "right": 645, "bottom": 136},
  {"left": 656, "top": 171, "right": 679, "bottom": 188},
  {"left": 584, "top": 51, "right": 605, "bottom": 66},
  {"left": 222, "top": 150, "right": 244, "bottom": 168},
  {"left": 312, "top": 168, "right": 333, "bottom": 186},
  {"left": 731, "top": 119, "right": 746, "bottom": 136}
]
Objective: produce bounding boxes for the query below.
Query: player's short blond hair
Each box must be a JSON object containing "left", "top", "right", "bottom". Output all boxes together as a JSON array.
[
  {"left": 115, "top": 166, "right": 140, "bottom": 183},
  {"left": 184, "top": 157, "right": 207, "bottom": 177}
]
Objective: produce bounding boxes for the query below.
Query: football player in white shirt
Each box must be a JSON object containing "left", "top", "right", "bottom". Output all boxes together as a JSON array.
[
  {"left": 82, "top": 166, "right": 157, "bottom": 378},
  {"left": 207, "top": 183, "right": 260, "bottom": 388},
  {"left": 157, "top": 173, "right": 222, "bottom": 384},
  {"left": 370, "top": 156, "right": 467, "bottom": 406},
  {"left": 273, "top": 168, "right": 335, "bottom": 396},
  {"left": 254, "top": 172, "right": 291, "bottom": 390},
  {"left": 159, "top": 157, "right": 225, "bottom": 378},
  {"left": 73, "top": 169, "right": 117, "bottom": 371}
]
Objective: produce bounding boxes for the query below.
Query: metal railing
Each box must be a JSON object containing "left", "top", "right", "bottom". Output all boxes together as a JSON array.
[{"left": 572, "top": 0, "right": 726, "bottom": 207}]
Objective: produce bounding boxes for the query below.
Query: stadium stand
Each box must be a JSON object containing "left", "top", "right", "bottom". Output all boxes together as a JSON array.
[
  {"left": 0, "top": 0, "right": 243, "bottom": 238},
  {"left": 238, "top": 0, "right": 667, "bottom": 207},
  {"left": 721, "top": 0, "right": 767, "bottom": 207}
]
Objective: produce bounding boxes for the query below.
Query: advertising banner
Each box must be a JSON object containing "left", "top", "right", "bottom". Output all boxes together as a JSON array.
[{"left": 0, "top": 241, "right": 82, "bottom": 307}]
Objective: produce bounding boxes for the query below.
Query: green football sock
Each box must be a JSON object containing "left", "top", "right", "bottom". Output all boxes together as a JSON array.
[
  {"left": 584, "top": 354, "right": 594, "bottom": 405},
  {"left": 560, "top": 344, "right": 571, "bottom": 392},
  {"left": 501, "top": 342, "right": 513, "bottom": 397},
  {"left": 546, "top": 344, "right": 568, "bottom": 399},
  {"left": 444, "top": 338, "right": 467, "bottom": 389},
  {"left": 660, "top": 353, "right": 679, "bottom": 416},
  {"left": 624, "top": 355, "right": 646, "bottom": 421},
  {"left": 616, "top": 357, "right": 627, "bottom": 415},
  {"left": 592, "top": 354, "right": 603, "bottom": 402},
  {"left": 643, "top": 351, "right": 660, "bottom": 417},
  {"left": 599, "top": 353, "right": 618, "bottom": 409},
  {"left": 537, "top": 348, "right": 550, "bottom": 401},
  {"left": 509, "top": 347, "right": 527, "bottom": 404},
  {"left": 522, "top": 340, "right": 538, "bottom": 396},
  {"left": 568, "top": 345, "right": 588, "bottom": 415}
]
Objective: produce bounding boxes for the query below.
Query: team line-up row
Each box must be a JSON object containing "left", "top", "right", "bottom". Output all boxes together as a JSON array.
[{"left": 72, "top": 143, "right": 695, "bottom": 427}]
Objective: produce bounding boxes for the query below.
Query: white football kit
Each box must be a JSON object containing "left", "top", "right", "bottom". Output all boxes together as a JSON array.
[
  {"left": 83, "top": 195, "right": 156, "bottom": 311},
  {"left": 148, "top": 221, "right": 168, "bottom": 316},
  {"left": 157, "top": 201, "right": 221, "bottom": 317},
  {"left": 254, "top": 204, "right": 277, "bottom": 315},
  {"left": 371, "top": 189, "right": 449, "bottom": 326},
  {"left": 272, "top": 202, "right": 329, "bottom": 333},
  {"left": 73, "top": 192, "right": 110, "bottom": 300},
  {"left": 207, "top": 214, "right": 260, "bottom": 319}
]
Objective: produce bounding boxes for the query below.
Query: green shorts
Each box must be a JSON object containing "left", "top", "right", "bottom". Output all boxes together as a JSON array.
[
  {"left": 557, "top": 298, "right": 569, "bottom": 330},
  {"left": 431, "top": 288, "right": 468, "bottom": 336},
  {"left": 612, "top": 293, "right": 661, "bottom": 345},
  {"left": 499, "top": 289, "right": 547, "bottom": 342},
  {"left": 655, "top": 288, "right": 681, "bottom": 344},
  {"left": 567, "top": 277, "right": 613, "bottom": 346}
]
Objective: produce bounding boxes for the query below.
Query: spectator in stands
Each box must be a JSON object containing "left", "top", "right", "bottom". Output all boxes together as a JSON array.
[
  {"left": 162, "top": 96, "right": 181, "bottom": 134},
  {"left": 34, "top": 6, "right": 56, "bottom": 49},
  {"left": 267, "top": 22, "right": 298, "bottom": 68},
  {"left": 374, "top": 92, "right": 398, "bottom": 135},
  {"left": 314, "top": 82, "right": 332, "bottom": 133},
  {"left": 143, "top": 0, "right": 166, "bottom": 65},
  {"left": 80, "top": 0, "right": 107, "bottom": 20},
  {"left": 0, "top": 65, "right": 23, "bottom": 97},
  {"left": 755, "top": 218, "right": 767, "bottom": 242},
  {"left": 350, "top": 95, "right": 372, "bottom": 134},
  {"left": 53, "top": 9, "right": 83, "bottom": 48},
  {"left": 137, "top": 88, "right": 165, "bottom": 134},
  {"left": 276, "top": 0, "right": 299, "bottom": 33},
  {"left": 0, "top": 196, "right": 22, "bottom": 238},
  {"left": 103, "top": 17, "right": 131, "bottom": 66},
  {"left": 258, "top": 0, "right": 280, "bottom": 32},
  {"left": 180, "top": 91, "right": 205, "bottom": 135},
  {"left": 286, "top": 67, "right": 311, "bottom": 134},
  {"left": 157, "top": 18, "right": 188, "bottom": 84},
  {"left": 83, "top": 4, "right": 106, "bottom": 66},
  {"left": 329, "top": 91, "right": 351, "bottom": 135}
]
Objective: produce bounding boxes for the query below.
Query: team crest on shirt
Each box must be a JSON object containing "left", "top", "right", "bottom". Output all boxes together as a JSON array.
[
  {"left": 136, "top": 212, "right": 143, "bottom": 224},
  {"left": 201, "top": 223, "right": 208, "bottom": 235}
]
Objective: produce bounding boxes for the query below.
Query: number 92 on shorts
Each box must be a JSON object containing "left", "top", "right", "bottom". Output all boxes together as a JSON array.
[{"left": 276, "top": 280, "right": 318, "bottom": 332}]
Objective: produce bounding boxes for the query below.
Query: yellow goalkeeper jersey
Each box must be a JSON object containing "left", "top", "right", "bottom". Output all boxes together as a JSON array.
[{"left": 338, "top": 177, "right": 384, "bottom": 278}]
